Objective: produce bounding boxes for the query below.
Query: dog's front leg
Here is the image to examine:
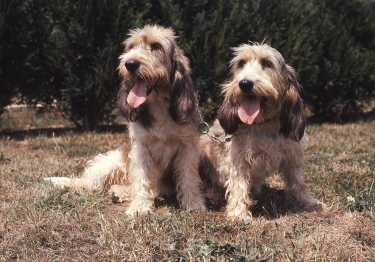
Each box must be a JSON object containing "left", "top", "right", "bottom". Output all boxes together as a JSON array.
[
  {"left": 225, "top": 166, "right": 254, "bottom": 221},
  {"left": 125, "top": 146, "right": 160, "bottom": 215},
  {"left": 174, "top": 145, "right": 206, "bottom": 211},
  {"left": 126, "top": 164, "right": 160, "bottom": 215},
  {"left": 283, "top": 166, "right": 320, "bottom": 211}
]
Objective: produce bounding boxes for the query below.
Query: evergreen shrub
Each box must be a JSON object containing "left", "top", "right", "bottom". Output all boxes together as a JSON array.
[{"left": 1, "top": 0, "right": 374, "bottom": 127}]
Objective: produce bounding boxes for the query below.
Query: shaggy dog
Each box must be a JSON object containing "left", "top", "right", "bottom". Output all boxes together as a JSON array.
[
  {"left": 45, "top": 25, "right": 206, "bottom": 215},
  {"left": 199, "top": 43, "right": 320, "bottom": 220}
]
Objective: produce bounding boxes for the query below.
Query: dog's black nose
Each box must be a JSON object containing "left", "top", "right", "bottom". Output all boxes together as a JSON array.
[
  {"left": 239, "top": 79, "right": 254, "bottom": 93},
  {"left": 125, "top": 59, "right": 140, "bottom": 72}
]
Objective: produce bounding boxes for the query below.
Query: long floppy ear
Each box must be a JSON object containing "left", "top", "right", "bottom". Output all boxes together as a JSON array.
[
  {"left": 117, "top": 81, "right": 155, "bottom": 129},
  {"left": 168, "top": 47, "right": 195, "bottom": 124},
  {"left": 218, "top": 96, "right": 242, "bottom": 135},
  {"left": 279, "top": 64, "right": 306, "bottom": 142}
]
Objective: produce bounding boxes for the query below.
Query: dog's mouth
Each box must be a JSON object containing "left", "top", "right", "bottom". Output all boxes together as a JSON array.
[
  {"left": 238, "top": 96, "right": 260, "bottom": 125},
  {"left": 237, "top": 95, "right": 269, "bottom": 125},
  {"left": 127, "top": 78, "right": 158, "bottom": 108}
]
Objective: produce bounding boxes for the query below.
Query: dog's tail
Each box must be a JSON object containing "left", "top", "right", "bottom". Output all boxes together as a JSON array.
[
  {"left": 43, "top": 176, "right": 93, "bottom": 190},
  {"left": 43, "top": 148, "right": 128, "bottom": 192}
]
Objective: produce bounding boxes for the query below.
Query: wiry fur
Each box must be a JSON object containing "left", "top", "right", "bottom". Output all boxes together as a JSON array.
[
  {"left": 200, "top": 43, "right": 320, "bottom": 220},
  {"left": 45, "top": 25, "right": 206, "bottom": 215}
]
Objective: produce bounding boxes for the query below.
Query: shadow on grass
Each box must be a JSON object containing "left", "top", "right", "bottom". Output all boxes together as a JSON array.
[
  {"left": 206, "top": 185, "right": 322, "bottom": 220},
  {"left": 250, "top": 186, "right": 320, "bottom": 219},
  {"left": 150, "top": 185, "right": 321, "bottom": 220},
  {"left": 0, "top": 124, "right": 128, "bottom": 141}
]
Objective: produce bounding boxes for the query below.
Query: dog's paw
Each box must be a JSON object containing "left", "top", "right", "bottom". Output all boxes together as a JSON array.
[
  {"left": 108, "top": 185, "right": 130, "bottom": 204},
  {"left": 179, "top": 192, "right": 208, "bottom": 211},
  {"left": 180, "top": 196, "right": 207, "bottom": 211},
  {"left": 226, "top": 208, "right": 253, "bottom": 222},
  {"left": 126, "top": 203, "right": 153, "bottom": 216},
  {"left": 304, "top": 200, "right": 324, "bottom": 212},
  {"left": 184, "top": 202, "right": 207, "bottom": 212},
  {"left": 111, "top": 192, "right": 123, "bottom": 203}
]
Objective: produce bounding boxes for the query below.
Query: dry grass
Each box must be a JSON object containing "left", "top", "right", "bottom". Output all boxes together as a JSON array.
[
  {"left": 0, "top": 106, "right": 125, "bottom": 132},
  {"left": 0, "top": 106, "right": 73, "bottom": 131},
  {"left": 0, "top": 109, "right": 374, "bottom": 261}
]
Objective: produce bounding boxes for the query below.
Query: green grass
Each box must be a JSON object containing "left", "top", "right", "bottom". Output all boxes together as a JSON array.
[{"left": 0, "top": 116, "right": 374, "bottom": 260}]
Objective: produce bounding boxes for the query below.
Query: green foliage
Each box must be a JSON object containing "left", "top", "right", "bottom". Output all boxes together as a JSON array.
[
  {"left": 273, "top": 0, "right": 375, "bottom": 119},
  {"left": 151, "top": 0, "right": 375, "bottom": 121},
  {"left": 41, "top": 0, "right": 149, "bottom": 130},
  {"left": 1, "top": 0, "right": 375, "bottom": 127},
  {"left": 180, "top": 0, "right": 256, "bottom": 121},
  {"left": 0, "top": 0, "right": 30, "bottom": 115},
  {"left": 0, "top": 0, "right": 54, "bottom": 115}
]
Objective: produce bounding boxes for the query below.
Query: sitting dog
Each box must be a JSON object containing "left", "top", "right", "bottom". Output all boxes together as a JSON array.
[
  {"left": 199, "top": 43, "right": 320, "bottom": 220},
  {"left": 45, "top": 25, "right": 206, "bottom": 215}
]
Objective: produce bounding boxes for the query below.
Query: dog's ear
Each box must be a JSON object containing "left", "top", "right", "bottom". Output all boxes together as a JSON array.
[
  {"left": 118, "top": 81, "right": 154, "bottom": 129},
  {"left": 218, "top": 96, "right": 242, "bottom": 135},
  {"left": 279, "top": 65, "right": 306, "bottom": 142},
  {"left": 169, "top": 48, "right": 195, "bottom": 124}
]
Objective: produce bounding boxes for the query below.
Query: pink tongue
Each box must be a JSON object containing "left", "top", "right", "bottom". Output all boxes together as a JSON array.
[
  {"left": 127, "top": 80, "right": 148, "bottom": 108},
  {"left": 238, "top": 97, "right": 260, "bottom": 125}
]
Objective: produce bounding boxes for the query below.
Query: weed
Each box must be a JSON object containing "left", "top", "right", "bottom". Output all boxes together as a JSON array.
[{"left": 0, "top": 152, "right": 11, "bottom": 162}]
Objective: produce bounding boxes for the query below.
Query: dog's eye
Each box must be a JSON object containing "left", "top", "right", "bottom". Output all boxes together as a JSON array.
[
  {"left": 238, "top": 60, "right": 245, "bottom": 68},
  {"left": 128, "top": 44, "right": 134, "bottom": 50},
  {"left": 151, "top": 43, "right": 162, "bottom": 51},
  {"left": 262, "top": 59, "right": 272, "bottom": 69}
]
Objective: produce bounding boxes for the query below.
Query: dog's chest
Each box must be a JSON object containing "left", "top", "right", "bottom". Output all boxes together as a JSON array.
[
  {"left": 232, "top": 133, "right": 287, "bottom": 172},
  {"left": 130, "top": 117, "right": 196, "bottom": 165}
]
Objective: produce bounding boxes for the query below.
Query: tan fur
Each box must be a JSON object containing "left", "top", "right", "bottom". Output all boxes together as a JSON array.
[
  {"left": 44, "top": 25, "right": 206, "bottom": 215},
  {"left": 200, "top": 43, "right": 320, "bottom": 221}
]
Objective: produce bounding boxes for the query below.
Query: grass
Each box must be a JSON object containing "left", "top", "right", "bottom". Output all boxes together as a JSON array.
[
  {"left": 0, "top": 108, "right": 374, "bottom": 261},
  {"left": 0, "top": 106, "right": 73, "bottom": 131},
  {"left": 0, "top": 106, "right": 125, "bottom": 132}
]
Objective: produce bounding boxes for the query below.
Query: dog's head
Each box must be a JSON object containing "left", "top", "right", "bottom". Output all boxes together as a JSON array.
[
  {"left": 117, "top": 25, "right": 195, "bottom": 127},
  {"left": 218, "top": 43, "right": 305, "bottom": 141}
]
